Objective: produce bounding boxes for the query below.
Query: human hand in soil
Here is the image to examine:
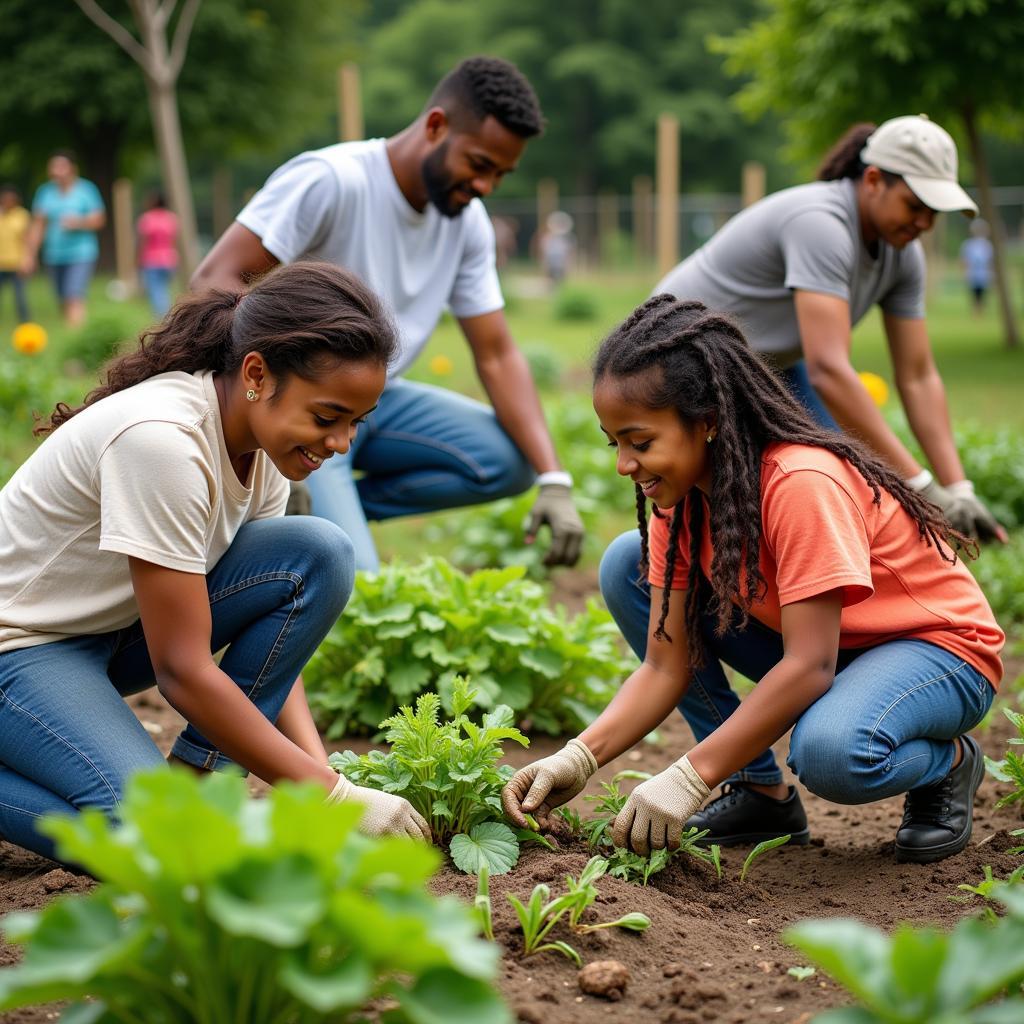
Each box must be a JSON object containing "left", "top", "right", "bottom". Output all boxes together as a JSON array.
[
  {"left": 611, "top": 754, "right": 711, "bottom": 855},
  {"left": 327, "top": 773, "right": 432, "bottom": 841},
  {"left": 501, "top": 738, "right": 598, "bottom": 828}
]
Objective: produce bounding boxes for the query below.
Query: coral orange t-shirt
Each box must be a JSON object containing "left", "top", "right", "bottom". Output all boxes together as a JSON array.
[{"left": 647, "top": 442, "right": 1003, "bottom": 688}]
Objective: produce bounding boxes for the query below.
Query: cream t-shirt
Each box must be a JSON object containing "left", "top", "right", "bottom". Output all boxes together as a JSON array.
[{"left": 0, "top": 370, "right": 290, "bottom": 654}]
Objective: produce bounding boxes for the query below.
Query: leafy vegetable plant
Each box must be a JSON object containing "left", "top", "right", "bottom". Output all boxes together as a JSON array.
[
  {"left": 786, "top": 883, "right": 1024, "bottom": 1023},
  {"left": 0, "top": 769, "right": 508, "bottom": 1024},
  {"left": 983, "top": 707, "right": 1024, "bottom": 808},
  {"left": 739, "top": 835, "right": 792, "bottom": 883},
  {"left": 305, "top": 557, "right": 631, "bottom": 736},
  {"left": 329, "top": 677, "right": 529, "bottom": 874}
]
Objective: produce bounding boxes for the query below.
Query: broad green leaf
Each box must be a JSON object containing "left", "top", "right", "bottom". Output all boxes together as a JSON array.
[
  {"left": 377, "top": 620, "right": 419, "bottom": 639},
  {"left": 206, "top": 855, "right": 325, "bottom": 947},
  {"left": 483, "top": 623, "right": 531, "bottom": 646},
  {"left": 279, "top": 952, "right": 374, "bottom": 1012},
  {"left": 938, "top": 915, "right": 1024, "bottom": 1009},
  {"left": 346, "top": 837, "right": 441, "bottom": 890},
  {"left": 393, "top": 967, "right": 511, "bottom": 1024},
  {"left": 786, "top": 919, "right": 893, "bottom": 1009},
  {"left": 56, "top": 1002, "right": 122, "bottom": 1024},
  {"left": 449, "top": 823, "right": 519, "bottom": 875},
  {"left": 418, "top": 611, "right": 447, "bottom": 632},
  {"left": 268, "top": 781, "right": 363, "bottom": 865},
  {"left": 520, "top": 647, "right": 564, "bottom": 678},
  {"left": 389, "top": 662, "right": 432, "bottom": 697},
  {"left": 360, "top": 602, "right": 415, "bottom": 625},
  {"left": 888, "top": 925, "right": 946, "bottom": 1011}
]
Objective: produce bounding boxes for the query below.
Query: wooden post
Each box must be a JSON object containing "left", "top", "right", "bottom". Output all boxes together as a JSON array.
[
  {"left": 338, "top": 63, "right": 364, "bottom": 142},
  {"left": 598, "top": 190, "right": 618, "bottom": 267},
  {"left": 633, "top": 174, "right": 653, "bottom": 263},
  {"left": 212, "top": 165, "right": 234, "bottom": 238},
  {"left": 112, "top": 178, "right": 136, "bottom": 294},
  {"left": 741, "top": 161, "right": 766, "bottom": 208},
  {"left": 656, "top": 114, "right": 679, "bottom": 278}
]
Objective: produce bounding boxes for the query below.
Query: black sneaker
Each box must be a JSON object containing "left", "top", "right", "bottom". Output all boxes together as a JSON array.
[
  {"left": 895, "top": 735, "right": 984, "bottom": 864},
  {"left": 685, "top": 783, "right": 810, "bottom": 846}
]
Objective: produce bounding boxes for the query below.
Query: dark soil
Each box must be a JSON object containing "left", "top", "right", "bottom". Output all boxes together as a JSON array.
[{"left": 1, "top": 660, "right": 1022, "bottom": 1024}]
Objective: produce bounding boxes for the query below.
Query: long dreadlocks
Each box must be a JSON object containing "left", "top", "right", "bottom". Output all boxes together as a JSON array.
[{"left": 593, "top": 295, "right": 969, "bottom": 667}]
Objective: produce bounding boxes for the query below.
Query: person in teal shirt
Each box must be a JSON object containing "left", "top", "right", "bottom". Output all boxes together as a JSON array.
[{"left": 24, "top": 150, "right": 105, "bottom": 326}]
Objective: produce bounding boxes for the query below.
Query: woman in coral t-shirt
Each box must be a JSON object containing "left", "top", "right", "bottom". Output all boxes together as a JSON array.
[
  {"left": 503, "top": 295, "right": 1003, "bottom": 866},
  {"left": 137, "top": 191, "right": 179, "bottom": 317}
]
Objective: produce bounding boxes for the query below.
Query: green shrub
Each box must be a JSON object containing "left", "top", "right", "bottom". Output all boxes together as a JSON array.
[
  {"left": 553, "top": 285, "right": 598, "bottom": 321},
  {"left": 64, "top": 313, "right": 136, "bottom": 371},
  {"left": 969, "top": 530, "right": 1024, "bottom": 631},
  {"left": 521, "top": 343, "right": 563, "bottom": 391},
  {"left": 0, "top": 359, "right": 67, "bottom": 429},
  {"left": 304, "top": 557, "right": 632, "bottom": 737},
  {"left": 0, "top": 769, "right": 508, "bottom": 1023}
]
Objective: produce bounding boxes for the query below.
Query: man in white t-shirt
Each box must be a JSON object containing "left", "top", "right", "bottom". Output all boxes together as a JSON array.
[{"left": 193, "top": 57, "right": 584, "bottom": 571}]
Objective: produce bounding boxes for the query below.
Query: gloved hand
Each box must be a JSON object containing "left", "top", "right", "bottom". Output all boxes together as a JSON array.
[
  {"left": 918, "top": 478, "right": 1006, "bottom": 543},
  {"left": 611, "top": 754, "right": 711, "bottom": 856},
  {"left": 525, "top": 481, "right": 585, "bottom": 567},
  {"left": 327, "top": 773, "right": 431, "bottom": 841},
  {"left": 501, "top": 738, "right": 598, "bottom": 828}
]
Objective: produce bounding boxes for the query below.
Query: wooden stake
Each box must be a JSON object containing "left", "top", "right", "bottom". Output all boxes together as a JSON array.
[
  {"left": 741, "top": 161, "right": 766, "bottom": 208},
  {"left": 633, "top": 174, "right": 653, "bottom": 263},
  {"left": 112, "top": 177, "right": 135, "bottom": 293},
  {"left": 338, "top": 63, "right": 364, "bottom": 142},
  {"left": 656, "top": 114, "right": 679, "bottom": 278}
]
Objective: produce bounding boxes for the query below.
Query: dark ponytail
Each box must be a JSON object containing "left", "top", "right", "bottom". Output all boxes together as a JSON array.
[
  {"left": 816, "top": 122, "right": 878, "bottom": 181},
  {"left": 37, "top": 261, "right": 397, "bottom": 435}
]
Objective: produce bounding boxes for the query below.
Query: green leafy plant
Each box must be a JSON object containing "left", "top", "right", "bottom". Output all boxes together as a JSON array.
[
  {"left": 329, "top": 677, "right": 528, "bottom": 874},
  {"left": 786, "top": 883, "right": 1024, "bottom": 1023},
  {"left": 951, "top": 864, "right": 1024, "bottom": 923},
  {"left": 984, "top": 707, "right": 1024, "bottom": 808},
  {"left": 582, "top": 773, "right": 722, "bottom": 884},
  {"left": 0, "top": 768, "right": 508, "bottom": 1024},
  {"left": 306, "top": 557, "right": 631, "bottom": 736},
  {"left": 507, "top": 884, "right": 582, "bottom": 965},
  {"left": 64, "top": 312, "right": 133, "bottom": 371},
  {"left": 553, "top": 284, "right": 599, "bottom": 321},
  {"left": 1010, "top": 829, "right": 1024, "bottom": 856},
  {"left": 739, "top": 835, "right": 792, "bottom": 883},
  {"left": 970, "top": 532, "right": 1024, "bottom": 633},
  {"left": 562, "top": 856, "right": 651, "bottom": 933}
]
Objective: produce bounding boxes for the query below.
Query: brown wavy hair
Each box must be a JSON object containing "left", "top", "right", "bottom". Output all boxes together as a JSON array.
[
  {"left": 593, "top": 295, "right": 969, "bottom": 667},
  {"left": 37, "top": 261, "right": 397, "bottom": 436}
]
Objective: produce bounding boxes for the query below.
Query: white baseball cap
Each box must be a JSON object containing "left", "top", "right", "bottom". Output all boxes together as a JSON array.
[{"left": 860, "top": 114, "right": 977, "bottom": 216}]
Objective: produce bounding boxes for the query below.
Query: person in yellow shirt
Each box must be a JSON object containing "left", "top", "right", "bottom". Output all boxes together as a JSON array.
[{"left": 0, "top": 185, "right": 31, "bottom": 324}]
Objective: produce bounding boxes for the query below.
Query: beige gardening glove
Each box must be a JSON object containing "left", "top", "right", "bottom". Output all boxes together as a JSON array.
[
  {"left": 501, "top": 738, "right": 598, "bottom": 828},
  {"left": 327, "top": 774, "right": 431, "bottom": 841},
  {"left": 611, "top": 754, "right": 711, "bottom": 856},
  {"left": 525, "top": 478, "right": 585, "bottom": 567}
]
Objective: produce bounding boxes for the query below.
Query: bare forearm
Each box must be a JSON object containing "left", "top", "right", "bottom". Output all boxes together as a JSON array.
[
  {"left": 897, "top": 371, "right": 965, "bottom": 484},
  {"left": 809, "top": 363, "right": 921, "bottom": 477},
  {"left": 159, "top": 665, "right": 335, "bottom": 790},
  {"left": 687, "top": 656, "right": 832, "bottom": 787},
  {"left": 275, "top": 676, "right": 328, "bottom": 762},
  {"left": 579, "top": 662, "right": 691, "bottom": 766},
  {"left": 476, "top": 349, "right": 561, "bottom": 474}
]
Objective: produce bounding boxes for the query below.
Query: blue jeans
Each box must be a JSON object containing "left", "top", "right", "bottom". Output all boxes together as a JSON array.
[
  {"left": 141, "top": 265, "right": 174, "bottom": 317},
  {"left": 0, "top": 516, "right": 354, "bottom": 862},
  {"left": 305, "top": 377, "right": 535, "bottom": 571},
  {"left": 780, "top": 360, "right": 839, "bottom": 432},
  {"left": 48, "top": 260, "right": 95, "bottom": 302},
  {"left": 0, "top": 270, "right": 30, "bottom": 323},
  {"left": 599, "top": 531, "right": 993, "bottom": 801}
]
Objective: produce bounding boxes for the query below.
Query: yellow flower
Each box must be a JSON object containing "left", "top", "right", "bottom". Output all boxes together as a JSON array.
[
  {"left": 12, "top": 322, "right": 48, "bottom": 355},
  {"left": 858, "top": 371, "right": 889, "bottom": 407},
  {"left": 429, "top": 354, "right": 453, "bottom": 376}
]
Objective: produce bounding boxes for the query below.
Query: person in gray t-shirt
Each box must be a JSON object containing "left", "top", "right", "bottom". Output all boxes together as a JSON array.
[{"left": 655, "top": 115, "right": 1003, "bottom": 544}]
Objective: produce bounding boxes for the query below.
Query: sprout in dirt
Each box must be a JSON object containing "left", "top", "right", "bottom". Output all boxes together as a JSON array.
[{"left": 739, "top": 834, "right": 791, "bottom": 883}]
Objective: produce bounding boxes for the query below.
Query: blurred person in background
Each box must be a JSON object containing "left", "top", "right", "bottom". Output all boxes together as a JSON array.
[
  {"left": 538, "top": 210, "right": 576, "bottom": 288},
  {"left": 137, "top": 191, "right": 179, "bottom": 318},
  {"left": 193, "top": 57, "right": 584, "bottom": 572},
  {"left": 960, "top": 218, "right": 993, "bottom": 317},
  {"left": 23, "top": 151, "right": 105, "bottom": 327},
  {"left": 0, "top": 185, "right": 31, "bottom": 324},
  {"left": 655, "top": 115, "right": 1004, "bottom": 545}
]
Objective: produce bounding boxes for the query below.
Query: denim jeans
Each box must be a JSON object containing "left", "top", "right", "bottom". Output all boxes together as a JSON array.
[
  {"left": 305, "top": 377, "right": 535, "bottom": 571},
  {"left": 141, "top": 265, "right": 174, "bottom": 317},
  {"left": 0, "top": 270, "right": 30, "bottom": 323},
  {"left": 779, "top": 360, "right": 840, "bottom": 432},
  {"left": 48, "top": 260, "right": 96, "bottom": 302},
  {"left": 0, "top": 516, "right": 354, "bottom": 862},
  {"left": 599, "top": 530, "right": 993, "bottom": 801}
]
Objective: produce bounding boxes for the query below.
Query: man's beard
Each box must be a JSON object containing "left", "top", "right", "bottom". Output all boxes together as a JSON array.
[{"left": 422, "top": 143, "right": 475, "bottom": 218}]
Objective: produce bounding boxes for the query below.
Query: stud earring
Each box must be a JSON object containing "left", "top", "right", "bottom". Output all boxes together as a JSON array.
[
  {"left": 706, "top": 433, "right": 715, "bottom": 444},
  {"left": 246, "top": 388, "right": 257, "bottom": 402}
]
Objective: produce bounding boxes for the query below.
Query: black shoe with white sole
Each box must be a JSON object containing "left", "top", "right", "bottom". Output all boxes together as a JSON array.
[
  {"left": 684, "top": 783, "right": 811, "bottom": 847},
  {"left": 895, "top": 735, "right": 984, "bottom": 864}
]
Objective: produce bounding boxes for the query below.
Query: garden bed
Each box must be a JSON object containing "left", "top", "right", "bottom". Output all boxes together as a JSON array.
[{"left": 0, "top": 660, "right": 1021, "bottom": 1024}]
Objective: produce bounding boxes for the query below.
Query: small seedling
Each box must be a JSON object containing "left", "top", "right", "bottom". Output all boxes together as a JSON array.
[
  {"left": 787, "top": 966, "right": 816, "bottom": 981},
  {"left": 506, "top": 883, "right": 581, "bottom": 965},
  {"left": 475, "top": 865, "right": 494, "bottom": 941},
  {"left": 739, "top": 835, "right": 792, "bottom": 883},
  {"left": 1010, "top": 829, "right": 1024, "bottom": 856},
  {"left": 951, "top": 864, "right": 1024, "bottom": 922},
  {"left": 562, "top": 856, "right": 652, "bottom": 933},
  {"left": 555, "top": 806, "right": 583, "bottom": 834},
  {"left": 984, "top": 708, "right": 1024, "bottom": 809}
]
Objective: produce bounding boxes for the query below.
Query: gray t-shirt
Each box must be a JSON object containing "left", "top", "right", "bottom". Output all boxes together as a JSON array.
[{"left": 655, "top": 179, "right": 926, "bottom": 368}]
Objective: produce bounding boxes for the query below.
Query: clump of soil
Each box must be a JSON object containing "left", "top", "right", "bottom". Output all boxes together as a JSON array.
[{"left": 579, "top": 960, "right": 630, "bottom": 999}]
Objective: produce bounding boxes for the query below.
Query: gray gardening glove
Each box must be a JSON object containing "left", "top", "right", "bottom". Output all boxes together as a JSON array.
[
  {"left": 285, "top": 482, "right": 313, "bottom": 517},
  {"left": 611, "top": 754, "right": 711, "bottom": 856},
  {"left": 525, "top": 481, "right": 585, "bottom": 567},
  {"left": 918, "top": 478, "right": 1006, "bottom": 543},
  {"left": 501, "top": 738, "right": 598, "bottom": 828},
  {"left": 327, "top": 773, "right": 431, "bottom": 841}
]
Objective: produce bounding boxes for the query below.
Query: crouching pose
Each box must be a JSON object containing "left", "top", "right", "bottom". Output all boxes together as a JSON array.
[
  {"left": 503, "top": 296, "right": 1003, "bottom": 865},
  {"left": 0, "top": 262, "right": 428, "bottom": 864}
]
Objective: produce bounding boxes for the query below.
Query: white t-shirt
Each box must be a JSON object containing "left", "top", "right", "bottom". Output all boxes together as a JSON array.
[
  {"left": 237, "top": 139, "right": 505, "bottom": 377},
  {"left": 0, "top": 371, "right": 290, "bottom": 654},
  {"left": 655, "top": 179, "right": 926, "bottom": 368}
]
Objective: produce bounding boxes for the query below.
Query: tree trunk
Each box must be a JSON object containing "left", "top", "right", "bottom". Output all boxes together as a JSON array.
[
  {"left": 75, "top": 122, "right": 123, "bottom": 273},
  {"left": 962, "top": 104, "right": 1019, "bottom": 350}
]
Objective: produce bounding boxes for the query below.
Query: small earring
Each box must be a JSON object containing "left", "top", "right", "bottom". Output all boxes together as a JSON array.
[
  {"left": 706, "top": 433, "right": 715, "bottom": 444},
  {"left": 246, "top": 388, "right": 257, "bottom": 402}
]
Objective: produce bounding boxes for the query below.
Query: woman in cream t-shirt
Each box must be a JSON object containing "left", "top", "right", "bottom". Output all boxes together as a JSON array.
[{"left": 0, "top": 262, "right": 430, "bottom": 864}]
